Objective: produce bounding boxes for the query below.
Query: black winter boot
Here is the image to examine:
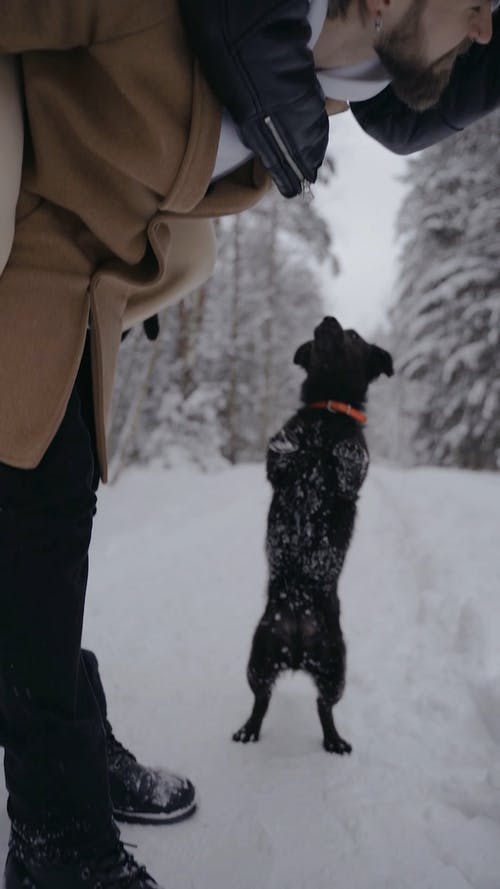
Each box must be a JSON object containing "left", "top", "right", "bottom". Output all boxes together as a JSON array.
[
  {"left": 4, "top": 825, "right": 164, "bottom": 889},
  {"left": 82, "top": 650, "right": 197, "bottom": 825},
  {"left": 106, "top": 721, "right": 196, "bottom": 825}
]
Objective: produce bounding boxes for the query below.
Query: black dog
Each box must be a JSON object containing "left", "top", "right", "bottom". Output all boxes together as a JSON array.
[{"left": 233, "top": 317, "right": 393, "bottom": 753}]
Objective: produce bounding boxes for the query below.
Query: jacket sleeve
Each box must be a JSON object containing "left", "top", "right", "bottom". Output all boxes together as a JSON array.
[
  {"left": 350, "top": 10, "right": 500, "bottom": 155},
  {"left": 0, "top": 0, "right": 167, "bottom": 52},
  {"left": 178, "top": 0, "right": 329, "bottom": 198}
]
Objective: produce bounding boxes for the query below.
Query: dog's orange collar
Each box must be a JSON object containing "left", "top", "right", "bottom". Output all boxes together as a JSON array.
[{"left": 307, "top": 400, "right": 367, "bottom": 425}]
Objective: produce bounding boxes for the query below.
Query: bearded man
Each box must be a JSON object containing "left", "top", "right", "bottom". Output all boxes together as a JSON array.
[
  {"left": 350, "top": 2, "right": 500, "bottom": 151},
  {"left": 0, "top": 2, "right": 492, "bottom": 887},
  {"left": 181, "top": 0, "right": 492, "bottom": 200}
]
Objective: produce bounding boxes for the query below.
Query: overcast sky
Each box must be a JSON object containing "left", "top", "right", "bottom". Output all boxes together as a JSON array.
[{"left": 315, "top": 110, "right": 409, "bottom": 336}]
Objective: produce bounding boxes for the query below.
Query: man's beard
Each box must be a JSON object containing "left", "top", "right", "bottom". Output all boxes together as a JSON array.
[{"left": 375, "top": 0, "right": 471, "bottom": 111}]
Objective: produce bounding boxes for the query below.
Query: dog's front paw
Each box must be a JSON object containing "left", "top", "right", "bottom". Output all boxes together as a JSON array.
[
  {"left": 323, "top": 735, "right": 352, "bottom": 755},
  {"left": 232, "top": 725, "right": 260, "bottom": 743}
]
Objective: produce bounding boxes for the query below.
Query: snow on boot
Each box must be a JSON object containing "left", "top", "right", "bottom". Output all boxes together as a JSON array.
[
  {"left": 4, "top": 833, "right": 164, "bottom": 888},
  {"left": 82, "top": 650, "right": 196, "bottom": 825},
  {"left": 106, "top": 721, "right": 197, "bottom": 825}
]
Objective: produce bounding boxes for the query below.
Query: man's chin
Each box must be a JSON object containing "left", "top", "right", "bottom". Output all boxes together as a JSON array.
[
  {"left": 390, "top": 67, "right": 453, "bottom": 112},
  {"left": 390, "top": 86, "right": 441, "bottom": 112}
]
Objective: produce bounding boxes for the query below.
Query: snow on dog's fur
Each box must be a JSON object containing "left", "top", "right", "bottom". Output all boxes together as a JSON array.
[{"left": 233, "top": 317, "right": 393, "bottom": 753}]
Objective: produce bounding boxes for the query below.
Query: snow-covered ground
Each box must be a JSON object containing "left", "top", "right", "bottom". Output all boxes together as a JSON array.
[{"left": 1, "top": 462, "right": 499, "bottom": 888}]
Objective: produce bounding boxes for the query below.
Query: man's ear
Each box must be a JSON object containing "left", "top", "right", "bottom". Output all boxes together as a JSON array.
[
  {"left": 368, "top": 346, "right": 394, "bottom": 381},
  {"left": 365, "top": 0, "right": 383, "bottom": 19},
  {"left": 293, "top": 340, "right": 313, "bottom": 371}
]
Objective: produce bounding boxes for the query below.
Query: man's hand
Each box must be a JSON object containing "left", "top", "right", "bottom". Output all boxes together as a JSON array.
[
  {"left": 122, "top": 315, "right": 159, "bottom": 342},
  {"left": 325, "top": 98, "right": 349, "bottom": 116}
]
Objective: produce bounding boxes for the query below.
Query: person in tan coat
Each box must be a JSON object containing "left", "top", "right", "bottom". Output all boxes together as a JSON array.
[
  {"left": 0, "top": 1, "right": 492, "bottom": 887},
  {"left": 0, "top": 4, "right": 273, "bottom": 888}
]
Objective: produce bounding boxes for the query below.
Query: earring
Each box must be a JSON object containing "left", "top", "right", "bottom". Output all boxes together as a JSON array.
[{"left": 374, "top": 10, "right": 383, "bottom": 32}]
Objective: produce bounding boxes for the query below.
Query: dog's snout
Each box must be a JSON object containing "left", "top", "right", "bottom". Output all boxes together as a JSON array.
[
  {"left": 317, "top": 316, "right": 341, "bottom": 332},
  {"left": 314, "top": 316, "right": 343, "bottom": 348},
  {"left": 319, "top": 316, "right": 338, "bottom": 329}
]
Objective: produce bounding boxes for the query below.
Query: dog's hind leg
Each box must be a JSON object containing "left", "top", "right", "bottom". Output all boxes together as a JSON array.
[
  {"left": 311, "top": 637, "right": 352, "bottom": 755},
  {"left": 316, "top": 696, "right": 352, "bottom": 755},
  {"left": 232, "top": 687, "right": 272, "bottom": 743},
  {"left": 233, "top": 615, "right": 284, "bottom": 743}
]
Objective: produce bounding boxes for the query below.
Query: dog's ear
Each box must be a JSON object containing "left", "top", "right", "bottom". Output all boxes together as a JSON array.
[
  {"left": 368, "top": 346, "right": 394, "bottom": 381},
  {"left": 293, "top": 340, "right": 313, "bottom": 371}
]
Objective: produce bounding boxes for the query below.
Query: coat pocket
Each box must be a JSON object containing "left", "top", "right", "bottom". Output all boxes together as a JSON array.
[{"left": 122, "top": 214, "right": 216, "bottom": 329}]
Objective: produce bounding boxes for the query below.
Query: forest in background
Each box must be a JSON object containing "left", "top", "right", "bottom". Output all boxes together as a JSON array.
[
  {"left": 109, "top": 170, "right": 337, "bottom": 479},
  {"left": 370, "top": 107, "right": 500, "bottom": 471},
  {"left": 109, "top": 113, "right": 500, "bottom": 479}
]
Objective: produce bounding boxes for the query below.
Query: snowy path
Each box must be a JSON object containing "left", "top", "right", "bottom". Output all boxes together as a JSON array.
[{"left": 1, "top": 463, "right": 499, "bottom": 888}]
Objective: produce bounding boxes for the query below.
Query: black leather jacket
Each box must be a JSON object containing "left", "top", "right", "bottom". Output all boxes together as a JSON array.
[
  {"left": 178, "top": 0, "right": 329, "bottom": 198},
  {"left": 350, "top": 10, "right": 500, "bottom": 155}
]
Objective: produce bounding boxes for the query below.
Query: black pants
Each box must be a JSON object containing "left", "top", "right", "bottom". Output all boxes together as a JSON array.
[{"left": 0, "top": 339, "right": 113, "bottom": 849}]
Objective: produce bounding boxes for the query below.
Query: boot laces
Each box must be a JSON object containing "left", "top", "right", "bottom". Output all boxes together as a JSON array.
[
  {"left": 105, "top": 721, "right": 137, "bottom": 766},
  {"left": 81, "top": 839, "right": 149, "bottom": 888}
]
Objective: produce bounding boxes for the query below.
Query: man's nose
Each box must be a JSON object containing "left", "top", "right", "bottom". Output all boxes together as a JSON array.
[{"left": 469, "top": 5, "right": 493, "bottom": 44}]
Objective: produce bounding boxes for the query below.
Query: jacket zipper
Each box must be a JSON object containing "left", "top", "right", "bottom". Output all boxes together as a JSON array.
[{"left": 264, "top": 116, "right": 313, "bottom": 199}]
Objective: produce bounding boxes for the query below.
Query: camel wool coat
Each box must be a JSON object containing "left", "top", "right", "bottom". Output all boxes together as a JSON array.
[{"left": 0, "top": 0, "right": 270, "bottom": 480}]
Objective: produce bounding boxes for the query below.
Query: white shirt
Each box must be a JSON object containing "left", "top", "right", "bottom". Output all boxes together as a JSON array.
[{"left": 212, "top": 0, "right": 389, "bottom": 181}]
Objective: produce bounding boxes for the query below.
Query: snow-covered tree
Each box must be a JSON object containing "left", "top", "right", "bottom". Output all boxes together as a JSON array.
[
  {"left": 109, "top": 181, "right": 338, "bottom": 477},
  {"left": 390, "top": 111, "right": 500, "bottom": 470}
]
